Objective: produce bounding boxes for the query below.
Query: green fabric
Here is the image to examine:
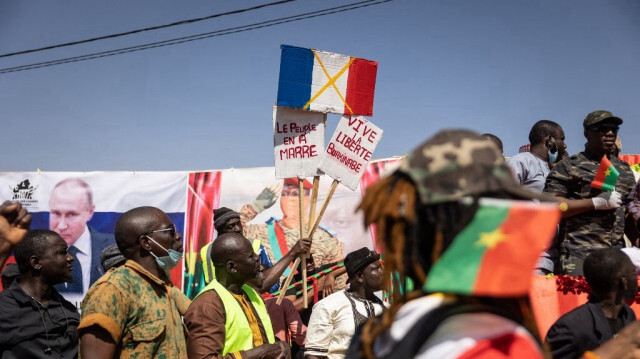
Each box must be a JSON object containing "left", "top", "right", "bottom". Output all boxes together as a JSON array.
[
  {"left": 424, "top": 205, "right": 509, "bottom": 293},
  {"left": 197, "top": 279, "right": 275, "bottom": 355},
  {"left": 602, "top": 164, "right": 620, "bottom": 192}
]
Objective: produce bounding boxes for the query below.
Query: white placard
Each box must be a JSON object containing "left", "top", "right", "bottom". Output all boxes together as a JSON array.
[
  {"left": 273, "top": 106, "right": 326, "bottom": 179},
  {"left": 318, "top": 116, "right": 383, "bottom": 190}
]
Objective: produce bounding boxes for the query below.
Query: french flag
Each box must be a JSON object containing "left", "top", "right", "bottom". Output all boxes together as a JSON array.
[{"left": 277, "top": 45, "right": 378, "bottom": 116}]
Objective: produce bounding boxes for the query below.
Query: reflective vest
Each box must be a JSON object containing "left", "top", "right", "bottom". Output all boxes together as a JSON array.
[
  {"left": 196, "top": 279, "right": 275, "bottom": 355},
  {"left": 200, "top": 239, "right": 262, "bottom": 285}
]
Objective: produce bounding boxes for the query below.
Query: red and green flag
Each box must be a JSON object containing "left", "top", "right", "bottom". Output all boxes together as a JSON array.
[
  {"left": 591, "top": 155, "right": 619, "bottom": 192},
  {"left": 424, "top": 199, "right": 560, "bottom": 297}
]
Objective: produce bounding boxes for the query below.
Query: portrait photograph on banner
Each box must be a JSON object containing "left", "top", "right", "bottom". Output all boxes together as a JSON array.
[{"left": 0, "top": 171, "right": 188, "bottom": 307}]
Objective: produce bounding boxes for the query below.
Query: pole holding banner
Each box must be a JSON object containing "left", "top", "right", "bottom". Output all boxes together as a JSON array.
[{"left": 298, "top": 176, "right": 309, "bottom": 308}]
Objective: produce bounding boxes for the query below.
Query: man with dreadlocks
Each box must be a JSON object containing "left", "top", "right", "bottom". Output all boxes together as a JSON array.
[{"left": 345, "top": 129, "right": 640, "bottom": 359}]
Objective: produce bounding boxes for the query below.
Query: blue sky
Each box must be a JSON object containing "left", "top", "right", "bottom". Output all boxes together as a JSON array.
[{"left": 1, "top": 0, "right": 639, "bottom": 171}]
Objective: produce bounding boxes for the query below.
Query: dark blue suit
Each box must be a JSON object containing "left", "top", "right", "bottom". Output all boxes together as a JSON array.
[
  {"left": 89, "top": 226, "right": 115, "bottom": 281},
  {"left": 55, "top": 226, "right": 114, "bottom": 294}
]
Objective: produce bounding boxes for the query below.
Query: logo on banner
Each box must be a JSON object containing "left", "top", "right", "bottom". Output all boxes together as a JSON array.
[{"left": 10, "top": 179, "right": 39, "bottom": 208}]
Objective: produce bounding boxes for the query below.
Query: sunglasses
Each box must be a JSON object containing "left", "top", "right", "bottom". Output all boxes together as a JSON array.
[
  {"left": 142, "top": 224, "right": 176, "bottom": 238},
  {"left": 588, "top": 124, "right": 619, "bottom": 135}
]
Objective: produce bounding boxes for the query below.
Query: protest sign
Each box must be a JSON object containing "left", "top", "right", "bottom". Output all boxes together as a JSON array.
[
  {"left": 273, "top": 106, "right": 326, "bottom": 179},
  {"left": 318, "top": 116, "right": 383, "bottom": 190},
  {"left": 277, "top": 45, "right": 378, "bottom": 116}
]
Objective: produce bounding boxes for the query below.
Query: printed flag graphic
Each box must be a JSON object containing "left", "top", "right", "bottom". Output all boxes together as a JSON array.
[
  {"left": 424, "top": 199, "right": 561, "bottom": 297},
  {"left": 277, "top": 44, "right": 377, "bottom": 116},
  {"left": 591, "top": 155, "right": 619, "bottom": 192}
]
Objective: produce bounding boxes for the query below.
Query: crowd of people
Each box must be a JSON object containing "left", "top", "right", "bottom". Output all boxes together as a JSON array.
[{"left": 1, "top": 109, "right": 640, "bottom": 358}]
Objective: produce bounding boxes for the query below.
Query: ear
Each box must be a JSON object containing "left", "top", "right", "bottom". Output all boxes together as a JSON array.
[
  {"left": 139, "top": 235, "right": 152, "bottom": 251},
  {"left": 30, "top": 255, "right": 42, "bottom": 271},
  {"left": 356, "top": 271, "right": 365, "bottom": 284},
  {"left": 227, "top": 261, "right": 237, "bottom": 274}
]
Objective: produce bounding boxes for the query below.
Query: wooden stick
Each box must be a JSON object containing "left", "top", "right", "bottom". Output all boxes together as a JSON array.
[
  {"left": 276, "top": 258, "right": 299, "bottom": 304},
  {"left": 308, "top": 176, "right": 320, "bottom": 231},
  {"left": 307, "top": 179, "right": 339, "bottom": 239},
  {"left": 299, "top": 178, "right": 308, "bottom": 308},
  {"left": 277, "top": 179, "right": 340, "bottom": 305}
]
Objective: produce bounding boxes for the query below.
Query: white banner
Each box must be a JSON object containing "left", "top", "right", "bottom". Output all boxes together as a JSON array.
[
  {"left": 273, "top": 106, "right": 326, "bottom": 179},
  {"left": 318, "top": 116, "right": 383, "bottom": 190}
]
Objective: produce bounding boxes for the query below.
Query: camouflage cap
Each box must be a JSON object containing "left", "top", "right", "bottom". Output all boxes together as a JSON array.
[
  {"left": 583, "top": 110, "right": 623, "bottom": 129},
  {"left": 397, "top": 129, "right": 553, "bottom": 205}
]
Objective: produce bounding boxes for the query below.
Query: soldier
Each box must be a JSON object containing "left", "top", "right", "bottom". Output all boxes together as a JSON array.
[
  {"left": 240, "top": 178, "right": 346, "bottom": 289},
  {"left": 544, "top": 110, "right": 636, "bottom": 276}
]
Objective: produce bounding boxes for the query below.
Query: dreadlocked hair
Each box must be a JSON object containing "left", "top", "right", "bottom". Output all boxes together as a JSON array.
[{"left": 356, "top": 173, "right": 544, "bottom": 358}]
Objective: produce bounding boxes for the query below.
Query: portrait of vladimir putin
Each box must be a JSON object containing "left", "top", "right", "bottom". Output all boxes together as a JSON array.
[{"left": 49, "top": 178, "right": 114, "bottom": 304}]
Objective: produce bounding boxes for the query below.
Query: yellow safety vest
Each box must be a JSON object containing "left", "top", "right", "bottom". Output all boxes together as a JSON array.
[{"left": 195, "top": 279, "right": 275, "bottom": 355}]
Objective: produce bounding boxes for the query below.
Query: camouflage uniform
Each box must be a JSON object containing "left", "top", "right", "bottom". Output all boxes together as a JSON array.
[
  {"left": 239, "top": 204, "right": 346, "bottom": 290},
  {"left": 544, "top": 151, "right": 636, "bottom": 275},
  {"left": 79, "top": 260, "right": 188, "bottom": 359}
]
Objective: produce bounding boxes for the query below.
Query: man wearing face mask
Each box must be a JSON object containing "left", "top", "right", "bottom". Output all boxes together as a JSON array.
[
  {"left": 507, "top": 120, "right": 567, "bottom": 274},
  {"left": 241, "top": 178, "right": 346, "bottom": 290},
  {"left": 78, "top": 206, "right": 188, "bottom": 358},
  {"left": 507, "top": 120, "right": 566, "bottom": 192},
  {"left": 544, "top": 111, "right": 636, "bottom": 276}
]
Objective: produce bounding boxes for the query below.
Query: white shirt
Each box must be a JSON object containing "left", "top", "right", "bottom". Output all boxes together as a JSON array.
[
  {"left": 59, "top": 226, "right": 92, "bottom": 308},
  {"left": 305, "top": 290, "right": 387, "bottom": 359}
]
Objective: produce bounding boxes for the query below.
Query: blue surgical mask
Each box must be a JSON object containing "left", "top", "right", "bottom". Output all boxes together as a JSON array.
[
  {"left": 548, "top": 149, "right": 558, "bottom": 164},
  {"left": 147, "top": 237, "right": 182, "bottom": 271}
]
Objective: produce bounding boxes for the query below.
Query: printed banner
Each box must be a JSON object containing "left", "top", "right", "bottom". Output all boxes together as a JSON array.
[
  {"left": 273, "top": 106, "right": 326, "bottom": 179},
  {"left": 319, "top": 116, "right": 383, "bottom": 190},
  {"left": 0, "top": 171, "right": 188, "bottom": 307},
  {"left": 277, "top": 44, "right": 378, "bottom": 116}
]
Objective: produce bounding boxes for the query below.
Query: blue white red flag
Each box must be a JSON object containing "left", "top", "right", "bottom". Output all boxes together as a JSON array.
[{"left": 277, "top": 44, "right": 377, "bottom": 116}]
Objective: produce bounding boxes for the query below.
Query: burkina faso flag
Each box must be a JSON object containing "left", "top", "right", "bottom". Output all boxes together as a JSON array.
[
  {"left": 591, "top": 155, "right": 619, "bottom": 192},
  {"left": 424, "top": 198, "right": 560, "bottom": 297}
]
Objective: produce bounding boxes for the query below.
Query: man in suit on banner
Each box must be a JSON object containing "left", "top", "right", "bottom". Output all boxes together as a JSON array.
[{"left": 50, "top": 178, "right": 114, "bottom": 306}]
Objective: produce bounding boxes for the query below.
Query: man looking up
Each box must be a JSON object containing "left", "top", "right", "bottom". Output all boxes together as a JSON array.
[
  {"left": 546, "top": 248, "right": 638, "bottom": 358},
  {"left": 185, "top": 232, "right": 288, "bottom": 359},
  {"left": 544, "top": 111, "right": 636, "bottom": 275},
  {"left": 0, "top": 229, "right": 80, "bottom": 358},
  {"left": 49, "top": 178, "right": 114, "bottom": 303},
  {"left": 201, "top": 207, "right": 310, "bottom": 293},
  {"left": 78, "top": 206, "right": 187, "bottom": 359},
  {"left": 305, "top": 247, "right": 386, "bottom": 359}
]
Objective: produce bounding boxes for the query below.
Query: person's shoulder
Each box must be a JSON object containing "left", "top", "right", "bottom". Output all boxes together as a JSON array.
[
  {"left": 507, "top": 152, "right": 532, "bottom": 162},
  {"left": 551, "top": 302, "right": 592, "bottom": 326}
]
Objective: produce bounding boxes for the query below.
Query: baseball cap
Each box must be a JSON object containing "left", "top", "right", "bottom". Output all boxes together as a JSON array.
[{"left": 583, "top": 110, "right": 623, "bottom": 129}]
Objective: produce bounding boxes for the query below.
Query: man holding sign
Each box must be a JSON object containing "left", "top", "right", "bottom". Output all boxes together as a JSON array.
[{"left": 544, "top": 110, "right": 636, "bottom": 275}]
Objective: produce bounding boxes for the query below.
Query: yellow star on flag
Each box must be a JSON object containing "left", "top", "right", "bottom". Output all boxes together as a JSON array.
[
  {"left": 475, "top": 228, "right": 508, "bottom": 249},
  {"left": 604, "top": 169, "right": 611, "bottom": 177}
]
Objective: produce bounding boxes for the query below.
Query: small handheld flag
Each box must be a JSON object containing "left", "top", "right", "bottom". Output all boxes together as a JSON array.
[
  {"left": 591, "top": 155, "right": 619, "bottom": 192},
  {"left": 423, "top": 198, "right": 560, "bottom": 297}
]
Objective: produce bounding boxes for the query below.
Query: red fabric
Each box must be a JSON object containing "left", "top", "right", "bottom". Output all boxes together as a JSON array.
[
  {"left": 620, "top": 154, "right": 640, "bottom": 166},
  {"left": 312, "top": 277, "right": 319, "bottom": 304},
  {"left": 283, "top": 177, "right": 312, "bottom": 189},
  {"left": 273, "top": 221, "right": 290, "bottom": 258},
  {"left": 457, "top": 333, "right": 543, "bottom": 359},
  {"left": 345, "top": 58, "right": 377, "bottom": 116},
  {"left": 590, "top": 155, "right": 613, "bottom": 189},
  {"left": 474, "top": 206, "right": 560, "bottom": 296}
]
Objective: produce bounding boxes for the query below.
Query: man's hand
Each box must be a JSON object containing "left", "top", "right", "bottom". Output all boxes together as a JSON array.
[
  {"left": 251, "top": 183, "right": 283, "bottom": 213},
  {"left": 593, "top": 320, "right": 640, "bottom": 359},
  {"left": 592, "top": 191, "right": 622, "bottom": 210},
  {"left": 245, "top": 341, "right": 290, "bottom": 359},
  {"left": 321, "top": 273, "right": 336, "bottom": 297},
  {"left": 0, "top": 201, "right": 32, "bottom": 246},
  {"left": 289, "top": 237, "right": 311, "bottom": 257}
]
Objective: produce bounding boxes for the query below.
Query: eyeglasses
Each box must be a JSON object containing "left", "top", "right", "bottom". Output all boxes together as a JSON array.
[
  {"left": 143, "top": 224, "right": 176, "bottom": 238},
  {"left": 588, "top": 124, "right": 619, "bottom": 135}
]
